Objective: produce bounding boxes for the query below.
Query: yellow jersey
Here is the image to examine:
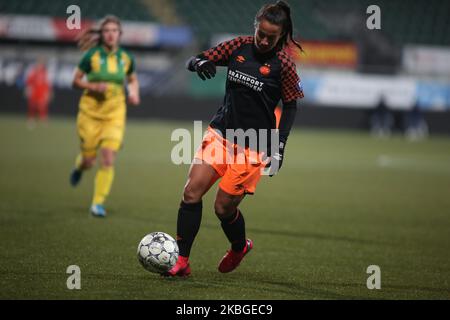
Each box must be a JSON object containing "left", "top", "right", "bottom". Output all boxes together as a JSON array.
[{"left": 77, "top": 45, "right": 135, "bottom": 120}]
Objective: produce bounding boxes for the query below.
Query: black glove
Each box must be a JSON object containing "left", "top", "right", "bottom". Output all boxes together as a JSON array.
[
  {"left": 266, "top": 138, "right": 286, "bottom": 177},
  {"left": 186, "top": 57, "right": 216, "bottom": 81}
]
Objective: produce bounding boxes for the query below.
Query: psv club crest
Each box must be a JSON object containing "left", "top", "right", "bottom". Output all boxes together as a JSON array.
[{"left": 259, "top": 63, "right": 271, "bottom": 76}]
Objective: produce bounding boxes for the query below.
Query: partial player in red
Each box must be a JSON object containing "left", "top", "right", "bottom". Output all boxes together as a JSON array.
[
  {"left": 25, "top": 60, "right": 52, "bottom": 128},
  {"left": 165, "top": 1, "right": 304, "bottom": 277}
]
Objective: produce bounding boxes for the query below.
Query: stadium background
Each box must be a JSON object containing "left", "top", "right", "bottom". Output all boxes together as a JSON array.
[
  {"left": 0, "top": 0, "right": 449, "bottom": 300},
  {"left": 1, "top": 0, "right": 450, "bottom": 131}
]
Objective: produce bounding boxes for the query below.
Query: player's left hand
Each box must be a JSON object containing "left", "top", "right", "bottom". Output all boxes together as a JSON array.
[
  {"left": 266, "top": 140, "right": 286, "bottom": 177},
  {"left": 128, "top": 94, "right": 140, "bottom": 106}
]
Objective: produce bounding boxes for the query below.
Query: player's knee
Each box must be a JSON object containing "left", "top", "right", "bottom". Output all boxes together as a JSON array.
[
  {"left": 214, "top": 200, "right": 235, "bottom": 219},
  {"left": 183, "top": 184, "right": 202, "bottom": 204},
  {"left": 101, "top": 158, "right": 114, "bottom": 168},
  {"left": 83, "top": 157, "right": 96, "bottom": 169},
  {"left": 100, "top": 150, "right": 115, "bottom": 167}
]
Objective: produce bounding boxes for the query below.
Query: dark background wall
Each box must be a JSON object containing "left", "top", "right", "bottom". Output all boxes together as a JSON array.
[{"left": 2, "top": 85, "right": 449, "bottom": 134}]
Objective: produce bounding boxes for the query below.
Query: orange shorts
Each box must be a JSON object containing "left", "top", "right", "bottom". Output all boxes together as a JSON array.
[{"left": 194, "top": 127, "right": 268, "bottom": 196}]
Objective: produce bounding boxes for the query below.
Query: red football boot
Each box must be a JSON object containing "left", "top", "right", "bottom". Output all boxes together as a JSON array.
[
  {"left": 164, "top": 256, "right": 191, "bottom": 277},
  {"left": 218, "top": 239, "right": 253, "bottom": 273}
]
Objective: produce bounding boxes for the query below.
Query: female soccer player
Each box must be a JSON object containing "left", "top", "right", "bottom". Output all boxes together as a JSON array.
[
  {"left": 70, "top": 15, "right": 140, "bottom": 217},
  {"left": 167, "top": 1, "right": 304, "bottom": 276}
]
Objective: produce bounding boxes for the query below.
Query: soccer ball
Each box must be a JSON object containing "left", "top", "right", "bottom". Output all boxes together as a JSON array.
[{"left": 137, "top": 232, "right": 179, "bottom": 274}]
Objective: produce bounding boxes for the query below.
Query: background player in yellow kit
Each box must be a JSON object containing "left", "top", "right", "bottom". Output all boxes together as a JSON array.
[{"left": 70, "top": 15, "right": 140, "bottom": 217}]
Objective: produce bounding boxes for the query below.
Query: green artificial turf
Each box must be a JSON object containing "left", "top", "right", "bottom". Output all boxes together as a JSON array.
[{"left": 0, "top": 115, "right": 449, "bottom": 299}]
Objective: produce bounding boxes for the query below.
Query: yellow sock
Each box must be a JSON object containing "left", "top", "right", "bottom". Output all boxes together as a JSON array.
[
  {"left": 92, "top": 166, "right": 115, "bottom": 205},
  {"left": 75, "top": 154, "right": 83, "bottom": 170}
]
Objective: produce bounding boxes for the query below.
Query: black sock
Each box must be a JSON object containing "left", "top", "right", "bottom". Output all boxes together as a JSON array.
[
  {"left": 219, "top": 209, "right": 246, "bottom": 252},
  {"left": 176, "top": 200, "right": 202, "bottom": 257}
]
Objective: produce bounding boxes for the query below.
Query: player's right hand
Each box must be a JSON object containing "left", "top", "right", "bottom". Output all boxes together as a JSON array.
[
  {"left": 195, "top": 60, "right": 216, "bottom": 81},
  {"left": 89, "top": 82, "right": 107, "bottom": 93}
]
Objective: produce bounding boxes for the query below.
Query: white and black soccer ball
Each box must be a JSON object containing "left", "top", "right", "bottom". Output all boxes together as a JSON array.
[{"left": 137, "top": 232, "right": 179, "bottom": 274}]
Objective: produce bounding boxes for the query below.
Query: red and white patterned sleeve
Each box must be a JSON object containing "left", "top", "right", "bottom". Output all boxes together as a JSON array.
[
  {"left": 278, "top": 51, "right": 304, "bottom": 103},
  {"left": 201, "top": 36, "right": 253, "bottom": 66}
]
